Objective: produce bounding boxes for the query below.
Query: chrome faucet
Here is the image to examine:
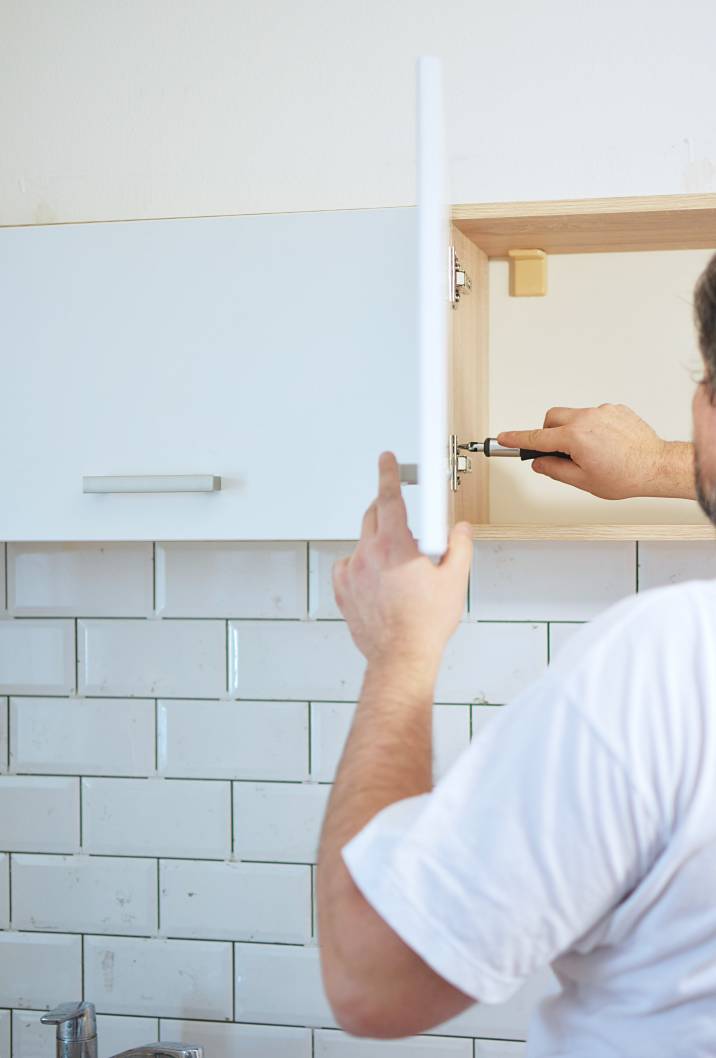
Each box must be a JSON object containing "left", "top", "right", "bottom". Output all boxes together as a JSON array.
[{"left": 41, "top": 1003, "right": 203, "bottom": 1058}]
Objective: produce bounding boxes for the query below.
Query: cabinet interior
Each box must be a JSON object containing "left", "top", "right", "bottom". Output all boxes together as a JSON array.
[{"left": 449, "top": 194, "right": 716, "bottom": 540}]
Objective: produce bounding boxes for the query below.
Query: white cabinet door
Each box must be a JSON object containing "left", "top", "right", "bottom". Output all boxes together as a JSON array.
[
  {"left": 416, "top": 56, "right": 449, "bottom": 557},
  {"left": 2, "top": 208, "right": 422, "bottom": 541}
]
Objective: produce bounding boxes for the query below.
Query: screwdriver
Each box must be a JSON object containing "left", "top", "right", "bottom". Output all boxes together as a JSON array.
[{"left": 459, "top": 439, "right": 572, "bottom": 461}]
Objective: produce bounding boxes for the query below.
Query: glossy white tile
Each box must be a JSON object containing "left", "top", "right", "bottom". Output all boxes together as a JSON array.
[
  {"left": 310, "top": 701, "right": 355, "bottom": 781},
  {"left": 549, "top": 622, "right": 586, "bottom": 660},
  {"left": 0, "top": 619, "right": 75, "bottom": 695},
  {"left": 470, "top": 541, "right": 635, "bottom": 621},
  {"left": 0, "top": 777, "right": 79, "bottom": 853},
  {"left": 0, "top": 1011, "right": 8, "bottom": 1058},
  {"left": 11, "top": 854, "right": 157, "bottom": 935},
  {"left": 433, "top": 705, "right": 470, "bottom": 781},
  {"left": 7, "top": 543, "right": 153, "bottom": 616},
  {"left": 234, "top": 942, "right": 336, "bottom": 1027},
  {"left": 160, "top": 1020, "right": 311, "bottom": 1058},
  {"left": 0, "top": 698, "right": 7, "bottom": 772},
  {"left": 234, "top": 782, "right": 330, "bottom": 863},
  {"left": 436, "top": 623, "right": 547, "bottom": 704},
  {"left": 11, "top": 1010, "right": 54, "bottom": 1058},
  {"left": 0, "top": 932, "right": 81, "bottom": 1009},
  {"left": 308, "top": 542, "right": 355, "bottom": 618},
  {"left": 473, "top": 1044, "right": 525, "bottom": 1057},
  {"left": 638, "top": 540, "right": 716, "bottom": 591},
  {"left": 155, "top": 542, "right": 307, "bottom": 617},
  {"left": 228, "top": 621, "right": 364, "bottom": 700},
  {"left": 0, "top": 855, "right": 8, "bottom": 929},
  {"left": 159, "top": 859, "right": 311, "bottom": 942},
  {"left": 157, "top": 699, "right": 308, "bottom": 780},
  {"left": 314, "top": 1030, "right": 473, "bottom": 1057},
  {"left": 82, "top": 778, "right": 230, "bottom": 858},
  {"left": 78, "top": 619, "right": 226, "bottom": 697},
  {"left": 10, "top": 697, "right": 155, "bottom": 775},
  {"left": 471, "top": 704, "right": 503, "bottom": 738},
  {"left": 84, "top": 935, "right": 232, "bottom": 1019}
]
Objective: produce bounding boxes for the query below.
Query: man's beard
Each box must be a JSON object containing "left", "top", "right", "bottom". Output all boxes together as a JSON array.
[{"left": 695, "top": 446, "right": 716, "bottom": 523}]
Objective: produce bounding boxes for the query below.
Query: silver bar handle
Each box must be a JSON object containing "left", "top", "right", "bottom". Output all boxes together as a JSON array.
[{"left": 83, "top": 475, "right": 221, "bottom": 494}]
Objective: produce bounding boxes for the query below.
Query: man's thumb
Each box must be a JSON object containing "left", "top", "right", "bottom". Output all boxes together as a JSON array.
[{"left": 442, "top": 521, "right": 473, "bottom": 573}]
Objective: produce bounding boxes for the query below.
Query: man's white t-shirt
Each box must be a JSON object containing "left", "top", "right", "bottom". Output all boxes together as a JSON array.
[{"left": 342, "top": 578, "right": 716, "bottom": 1057}]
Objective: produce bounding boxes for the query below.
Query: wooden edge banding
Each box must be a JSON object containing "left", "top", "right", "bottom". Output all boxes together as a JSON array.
[
  {"left": 469, "top": 523, "right": 715, "bottom": 541},
  {"left": 452, "top": 194, "right": 716, "bottom": 257}
]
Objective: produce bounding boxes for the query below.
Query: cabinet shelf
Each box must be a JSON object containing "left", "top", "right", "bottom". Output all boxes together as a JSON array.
[{"left": 448, "top": 193, "right": 716, "bottom": 543}]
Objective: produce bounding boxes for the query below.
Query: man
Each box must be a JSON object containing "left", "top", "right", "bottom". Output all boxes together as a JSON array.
[{"left": 316, "top": 256, "right": 716, "bottom": 1056}]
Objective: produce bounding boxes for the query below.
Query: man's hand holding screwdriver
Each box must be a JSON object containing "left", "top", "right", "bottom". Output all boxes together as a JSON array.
[{"left": 497, "top": 403, "right": 696, "bottom": 502}]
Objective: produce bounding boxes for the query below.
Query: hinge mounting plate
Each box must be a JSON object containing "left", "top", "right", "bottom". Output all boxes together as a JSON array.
[
  {"left": 449, "top": 433, "right": 472, "bottom": 491},
  {"left": 449, "top": 246, "right": 472, "bottom": 308}
]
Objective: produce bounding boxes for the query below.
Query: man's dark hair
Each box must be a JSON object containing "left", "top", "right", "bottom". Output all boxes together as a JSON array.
[{"left": 694, "top": 254, "right": 716, "bottom": 402}]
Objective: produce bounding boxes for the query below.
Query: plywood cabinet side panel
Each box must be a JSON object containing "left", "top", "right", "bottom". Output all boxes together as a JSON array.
[{"left": 448, "top": 228, "right": 488, "bottom": 526}]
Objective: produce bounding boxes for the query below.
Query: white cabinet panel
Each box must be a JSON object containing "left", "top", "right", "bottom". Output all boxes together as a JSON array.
[{"left": 2, "top": 208, "right": 420, "bottom": 540}]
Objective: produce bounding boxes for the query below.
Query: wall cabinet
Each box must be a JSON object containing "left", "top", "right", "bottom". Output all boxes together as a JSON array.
[
  {"left": 3, "top": 195, "right": 716, "bottom": 544},
  {"left": 1, "top": 208, "right": 420, "bottom": 541}
]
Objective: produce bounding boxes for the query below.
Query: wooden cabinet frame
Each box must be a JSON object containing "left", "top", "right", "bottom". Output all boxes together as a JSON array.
[{"left": 448, "top": 194, "right": 716, "bottom": 540}]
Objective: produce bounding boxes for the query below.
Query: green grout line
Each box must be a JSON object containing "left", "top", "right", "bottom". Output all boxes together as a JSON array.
[
  {"left": 307, "top": 703, "right": 312, "bottom": 777},
  {"left": 635, "top": 540, "right": 640, "bottom": 593},
  {"left": 305, "top": 542, "right": 310, "bottom": 619},
  {"left": 156, "top": 859, "right": 161, "bottom": 933},
  {"left": 229, "top": 781, "right": 235, "bottom": 856}
]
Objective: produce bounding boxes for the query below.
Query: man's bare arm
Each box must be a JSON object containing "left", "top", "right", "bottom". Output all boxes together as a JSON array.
[
  {"left": 317, "top": 454, "right": 475, "bottom": 1038},
  {"left": 497, "top": 404, "right": 696, "bottom": 501}
]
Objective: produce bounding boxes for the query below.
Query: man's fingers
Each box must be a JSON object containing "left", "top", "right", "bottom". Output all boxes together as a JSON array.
[
  {"left": 440, "top": 521, "right": 473, "bottom": 577},
  {"left": 496, "top": 425, "right": 569, "bottom": 453},
  {"left": 532, "top": 455, "right": 585, "bottom": 489},
  {"left": 378, "top": 451, "right": 401, "bottom": 504},
  {"left": 542, "top": 406, "right": 583, "bottom": 428},
  {"left": 376, "top": 451, "right": 410, "bottom": 537},
  {"left": 361, "top": 500, "right": 378, "bottom": 539}
]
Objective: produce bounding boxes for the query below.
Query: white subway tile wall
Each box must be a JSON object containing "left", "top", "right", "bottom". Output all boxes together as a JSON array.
[
  {"left": 11, "top": 855, "right": 157, "bottom": 935},
  {"left": 82, "top": 778, "right": 231, "bottom": 858},
  {"left": 84, "top": 935, "right": 233, "bottom": 1019},
  {"left": 157, "top": 698, "right": 309, "bottom": 779},
  {"left": 7, "top": 543, "right": 154, "bottom": 617},
  {"left": 10, "top": 697, "right": 155, "bottom": 776},
  {"left": 0, "top": 537, "right": 709, "bottom": 1056},
  {"left": 0, "top": 620, "right": 75, "bottom": 695},
  {"left": 470, "top": 541, "right": 636, "bottom": 621},
  {"left": 155, "top": 542, "right": 307, "bottom": 618}
]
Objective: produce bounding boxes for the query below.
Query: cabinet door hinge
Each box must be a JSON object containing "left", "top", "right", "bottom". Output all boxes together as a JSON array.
[
  {"left": 449, "top": 246, "right": 472, "bottom": 307},
  {"left": 449, "top": 433, "right": 473, "bottom": 491}
]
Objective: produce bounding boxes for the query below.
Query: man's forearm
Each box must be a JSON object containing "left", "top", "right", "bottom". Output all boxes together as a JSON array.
[
  {"left": 317, "top": 657, "right": 437, "bottom": 1001},
  {"left": 656, "top": 441, "right": 696, "bottom": 500}
]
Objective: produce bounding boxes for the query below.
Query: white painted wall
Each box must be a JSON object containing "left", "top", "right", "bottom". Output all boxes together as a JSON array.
[{"left": 2, "top": 0, "right": 716, "bottom": 226}]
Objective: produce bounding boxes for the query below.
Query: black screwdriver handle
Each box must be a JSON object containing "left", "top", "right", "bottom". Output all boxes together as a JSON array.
[{"left": 520, "top": 449, "right": 571, "bottom": 461}]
